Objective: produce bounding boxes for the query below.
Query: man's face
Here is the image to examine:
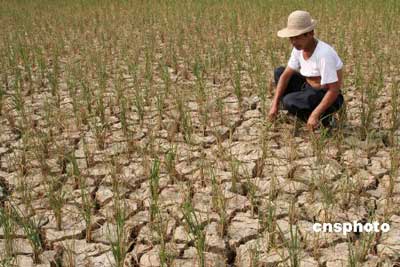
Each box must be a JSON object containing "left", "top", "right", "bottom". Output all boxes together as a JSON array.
[{"left": 289, "top": 32, "right": 312, "bottom": 50}]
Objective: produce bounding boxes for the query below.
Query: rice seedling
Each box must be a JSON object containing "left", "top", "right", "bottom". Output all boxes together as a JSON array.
[
  {"left": 256, "top": 69, "right": 268, "bottom": 118},
  {"left": 389, "top": 81, "right": 399, "bottom": 145},
  {"left": 66, "top": 66, "right": 82, "bottom": 129},
  {"left": 268, "top": 174, "right": 279, "bottom": 202},
  {"left": 197, "top": 149, "right": 207, "bottom": 187},
  {"left": 90, "top": 116, "right": 107, "bottom": 150},
  {"left": 210, "top": 167, "right": 227, "bottom": 237},
  {"left": 55, "top": 143, "right": 69, "bottom": 176},
  {"left": 347, "top": 228, "right": 376, "bottom": 267},
  {"left": 287, "top": 222, "right": 300, "bottom": 267},
  {"left": 348, "top": 243, "right": 360, "bottom": 267},
  {"left": 181, "top": 199, "right": 206, "bottom": 267},
  {"left": 0, "top": 204, "right": 16, "bottom": 263},
  {"left": 0, "top": 78, "right": 4, "bottom": 116},
  {"left": 144, "top": 42, "right": 154, "bottom": 87},
  {"left": 32, "top": 131, "right": 51, "bottom": 176},
  {"left": 164, "top": 145, "right": 177, "bottom": 184},
  {"left": 13, "top": 154, "right": 34, "bottom": 217},
  {"left": 149, "top": 158, "right": 161, "bottom": 223},
  {"left": 358, "top": 64, "right": 381, "bottom": 140},
  {"left": 133, "top": 85, "right": 145, "bottom": 126},
  {"left": 200, "top": 101, "right": 211, "bottom": 136},
  {"left": 16, "top": 39, "right": 33, "bottom": 91},
  {"left": 181, "top": 108, "right": 193, "bottom": 145},
  {"left": 119, "top": 95, "right": 129, "bottom": 135},
  {"left": 148, "top": 128, "right": 159, "bottom": 159},
  {"left": 193, "top": 58, "right": 209, "bottom": 136},
  {"left": 42, "top": 97, "right": 55, "bottom": 131},
  {"left": 231, "top": 62, "right": 242, "bottom": 107},
  {"left": 65, "top": 149, "right": 81, "bottom": 190},
  {"left": 248, "top": 182, "right": 260, "bottom": 218},
  {"left": 215, "top": 96, "right": 225, "bottom": 126},
  {"left": 35, "top": 46, "right": 47, "bottom": 88},
  {"left": 253, "top": 122, "right": 270, "bottom": 177},
  {"left": 48, "top": 51, "right": 60, "bottom": 98},
  {"left": 317, "top": 172, "right": 336, "bottom": 222},
  {"left": 337, "top": 173, "right": 355, "bottom": 210},
  {"left": 77, "top": 174, "right": 94, "bottom": 243},
  {"left": 332, "top": 107, "right": 347, "bottom": 162},
  {"left": 82, "top": 138, "right": 95, "bottom": 169},
  {"left": 52, "top": 243, "right": 65, "bottom": 267},
  {"left": 229, "top": 157, "right": 241, "bottom": 194},
  {"left": 0, "top": 256, "right": 17, "bottom": 267},
  {"left": 9, "top": 204, "right": 44, "bottom": 264},
  {"left": 282, "top": 124, "right": 299, "bottom": 165},
  {"left": 146, "top": 156, "right": 175, "bottom": 265},
  {"left": 94, "top": 90, "right": 107, "bottom": 131},
  {"left": 258, "top": 200, "right": 277, "bottom": 249},
  {"left": 160, "top": 61, "right": 171, "bottom": 95},
  {"left": 44, "top": 176, "right": 67, "bottom": 231},
  {"left": 309, "top": 126, "right": 330, "bottom": 163},
  {"left": 275, "top": 198, "right": 301, "bottom": 266},
  {"left": 150, "top": 192, "right": 175, "bottom": 266},
  {"left": 387, "top": 145, "right": 399, "bottom": 197},
  {"left": 80, "top": 77, "right": 93, "bottom": 118},
  {"left": 125, "top": 130, "right": 138, "bottom": 157},
  {"left": 108, "top": 158, "right": 128, "bottom": 267},
  {"left": 59, "top": 241, "right": 76, "bottom": 267},
  {"left": 248, "top": 241, "right": 262, "bottom": 267},
  {"left": 9, "top": 71, "right": 27, "bottom": 136},
  {"left": 156, "top": 216, "right": 175, "bottom": 267},
  {"left": 155, "top": 90, "right": 165, "bottom": 130},
  {"left": 150, "top": 199, "right": 174, "bottom": 266}
]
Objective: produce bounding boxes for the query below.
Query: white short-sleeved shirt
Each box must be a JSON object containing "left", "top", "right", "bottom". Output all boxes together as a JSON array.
[{"left": 287, "top": 39, "right": 343, "bottom": 86}]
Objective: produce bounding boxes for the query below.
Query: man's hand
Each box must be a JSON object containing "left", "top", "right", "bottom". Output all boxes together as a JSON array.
[
  {"left": 307, "top": 113, "right": 320, "bottom": 131},
  {"left": 268, "top": 104, "right": 279, "bottom": 121},
  {"left": 268, "top": 67, "right": 295, "bottom": 122}
]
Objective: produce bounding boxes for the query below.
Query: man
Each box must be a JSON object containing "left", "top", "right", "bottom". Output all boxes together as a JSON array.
[{"left": 268, "top": 10, "right": 344, "bottom": 130}]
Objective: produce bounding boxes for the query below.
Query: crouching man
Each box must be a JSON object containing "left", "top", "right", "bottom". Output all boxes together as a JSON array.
[{"left": 268, "top": 10, "right": 344, "bottom": 130}]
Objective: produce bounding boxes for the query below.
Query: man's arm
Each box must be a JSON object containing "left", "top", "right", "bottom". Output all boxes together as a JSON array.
[
  {"left": 307, "top": 70, "right": 342, "bottom": 129},
  {"left": 311, "top": 69, "right": 342, "bottom": 117},
  {"left": 269, "top": 67, "right": 296, "bottom": 120},
  {"left": 311, "top": 85, "right": 339, "bottom": 117}
]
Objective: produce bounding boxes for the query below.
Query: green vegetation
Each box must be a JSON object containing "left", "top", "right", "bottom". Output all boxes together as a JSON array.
[{"left": 0, "top": 0, "right": 399, "bottom": 265}]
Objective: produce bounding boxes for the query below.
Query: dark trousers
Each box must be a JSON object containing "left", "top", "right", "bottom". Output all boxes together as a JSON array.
[{"left": 274, "top": 66, "right": 344, "bottom": 124}]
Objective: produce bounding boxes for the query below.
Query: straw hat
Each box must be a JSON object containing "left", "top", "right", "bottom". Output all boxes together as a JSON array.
[{"left": 277, "top": 10, "right": 317, "bottom": 38}]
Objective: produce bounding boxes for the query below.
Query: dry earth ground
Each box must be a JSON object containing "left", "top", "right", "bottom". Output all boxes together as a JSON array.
[{"left": 0, "top": 1, "right": 399, "bottom": 266}]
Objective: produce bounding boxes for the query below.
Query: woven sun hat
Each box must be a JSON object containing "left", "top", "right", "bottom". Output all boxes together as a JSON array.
[{"left": 277, "top": 10, "right": 317, "bottom": 38}]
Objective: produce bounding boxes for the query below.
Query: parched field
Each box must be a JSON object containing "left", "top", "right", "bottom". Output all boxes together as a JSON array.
[{"left": 0, "top": 0, "right": 399, "bottom": 266}]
